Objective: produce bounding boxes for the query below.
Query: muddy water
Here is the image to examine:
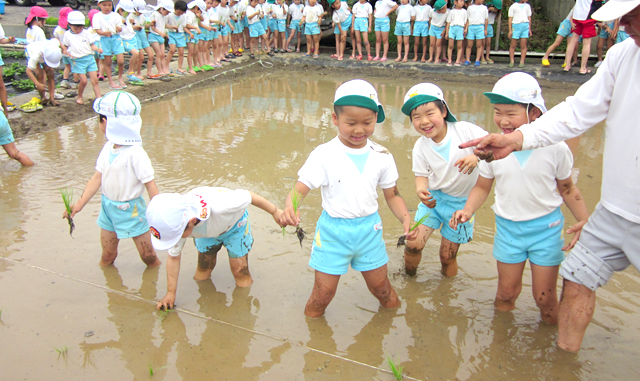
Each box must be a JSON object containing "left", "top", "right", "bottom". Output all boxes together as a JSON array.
[{"left": 1, "top": 72, "right": 638, "bottom": 380}]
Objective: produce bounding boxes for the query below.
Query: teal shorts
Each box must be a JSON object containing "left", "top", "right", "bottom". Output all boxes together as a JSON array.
[
  {"left": 0, "top": 113, "right": 14, "bottom": 146},
  {"left": 290, "top": 19, "right": 301, "bottom": 31},
  {"left": 249, "top": 22, "right": 266, "bottom": 37},
  {"left": 334, "top": 15, "right": 352, "bottom": 34},
  {"left": 512, "top": 22, "right": 529, "bottom": 39},
  {"left": 467, "top": 24, "right": 485, "bottom": 40},
  {"left": 100, "top": 35, "right": 125, "bottom": 56},
  {"left": 0, "top": 54, "right": 4, "bottom": 66},
  {"left": 448, "top": 25, "right": 464, "bottom": 40},
  {"left": 309, "top": 211, "right": 388, "bottom": 275},
  {"left": 268, "top": 18, "right": 278, "bottom": 32},
  {"left": 220, "top": 25, "right": 230, "bottom": 36},
  {"left": 277, "top": 19, "right": 286, "bottom": 32},
  {"left": 417, "top": 189, "right": 473, "bottom": 244},
  {"left": 394, "top": 21, "right": 411, "bottom": 36},
  {"left": 413, "top": 21, "right": 429, "bottom": 37},
  {"left": 493, "top": 207, "right": 565, "bottom": 266},
  {"left": 148, "top": 32, "right": 165, "bottom": 44},
  {"left": 354, "top": 17, "right": 369, "bottom": 32},
  {"left": 305, "top": 22, "right": 320, "bottom": 35},
  {"left": 71, "top": 54, "right": 98, "bottom": 74},
  {"left": 135, "top": 29, "right": 150, "bottom": 49},
  {"left": 598, "top": 21, "right": 614, "bottom": 39},
  {"left": 188, "top": 33, "right": 199, "bottom": 44},
  {"left": 374, "top": 17, "right": 390, "bottom": 32},
  {"left": 122, "top": 37, "right": 139, "bottom": 53},
  {"left": 168, "top": 31, "right": 186, "bottom": 47},
  {"left": 97, "top": 195, "right": 149, "bottom": 239},
  {"left": 62, "top": 56, "right": 72, "bottom": 65},
  {"left": 194, "top": 210, "right": 253, "bottom": 258},
  {"left": 558, "top": 18, "right": 573, "bottom": 38},
  {"left": 429, "top": 24, "right": 445, "bottom": 38},
  {"left": 487, "top": 24, "right": 494, "bottom": 38},
  {"left": 211, "top": 28, "right": 219, "bottom": 39}
]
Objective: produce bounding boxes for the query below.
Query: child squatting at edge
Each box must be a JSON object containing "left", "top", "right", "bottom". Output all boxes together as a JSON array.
[
  {"left": 450, "top": 72, "right": 588, "bottom": 324},
  {"left": 280, "top": 79, "right": 417, "bottom": 318}
]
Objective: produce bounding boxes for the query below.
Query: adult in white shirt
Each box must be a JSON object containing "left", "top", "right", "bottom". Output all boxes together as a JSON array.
[{"left": 459, "top": 0, "right": 640, "bottom": 355}]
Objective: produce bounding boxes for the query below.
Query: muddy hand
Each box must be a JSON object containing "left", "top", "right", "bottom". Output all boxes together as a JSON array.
[
  {"left": 459, "top": 133, "right": 523, "bottom": 161},
  {"left": 449, "top": 210, "right": 470, "bottom": 230},
  {"left": 562, "top": 221, "right": 586, "bottom": 251},
  {"left": 156, "top": 293, "right": 176, "bottom": 311},
  {"left": 403, "top": 219, "right": 418, "bottom": 241},
  {"left": 418, "top": 190, "right": 436, "bottom": 208},
  {"left": 454, "top": 155, "right": 478, "bottom": 174}
]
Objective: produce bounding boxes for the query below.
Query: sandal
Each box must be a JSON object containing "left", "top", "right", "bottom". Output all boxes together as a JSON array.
[
  {"left": 541, "top": 59, "right": 550, "bottom": 66},
  {"left": 367, "top": 55, "right": 373, "bottom": 61},
  {"left": 356, "top": 55, "right": 363, "bottom": 60},
  {"left": 18, "top": 97, "right": 42, "bottom": 113},
  {"left": 6, "top": 101, "right": 15, "bottom": 112},
  {"left": 330, "top": 54, "right": 338, "bottom": 58},
  {"left": 249, "top": 53, "right": 256, "bottom": 59}
]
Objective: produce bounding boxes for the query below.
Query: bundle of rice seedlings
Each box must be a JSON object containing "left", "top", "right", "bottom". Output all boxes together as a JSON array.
[
  {"left": 387, "top": 356, "right": 404, "bottom": 380},
  {"left": 60, "top": 188, "right": 75, "bottom": 237},
  {"left": 291, "top": 189, "right": 306, "bottom": 247},
  {"left": 397, "top": 212, "right": 431, "bottom": 248}
]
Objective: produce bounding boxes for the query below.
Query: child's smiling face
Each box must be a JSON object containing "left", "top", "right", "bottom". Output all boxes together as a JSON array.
[
  {"left": 333, "top": 106, "right": 377, "bottom": 149},
  {"left": 410, "top": 102, "right": 448, "bottom": 143},
  {"left": 492, "top": 104, "right": 541, "bottom": 134}
]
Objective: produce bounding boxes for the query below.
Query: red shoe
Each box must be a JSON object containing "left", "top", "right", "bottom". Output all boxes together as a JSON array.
[{"left": 356, "top": 55, "right": 363, "bottom": 60}]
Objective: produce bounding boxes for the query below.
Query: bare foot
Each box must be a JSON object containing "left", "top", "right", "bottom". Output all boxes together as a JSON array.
[
  {"left": 412, "top": 57, "right": 418, "bottom": 61},
  {"left": 434, "top": 59, "right": 440, "bottom": 64},
  {"left": 425, "top": 59, "right": 433, "bottom": 63},
  {"left": 76, "top": 98, "right": 84, "bottom": 105},
  {"left": 402, "top": 58, "right": 408, "bottom": 62},
  {"left": 395, "top": 57, "right": 401, "bottom": 62},
  {"left": 188, "top": 70, "right": 196, "bottom": 75}
]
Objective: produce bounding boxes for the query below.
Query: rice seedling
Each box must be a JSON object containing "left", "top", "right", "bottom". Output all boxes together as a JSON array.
[
  {"left": 55, "top": 346, "right": 68, "bottom": 359},
  {"left": 291, "top": 189, "right": 307, "bottom": 247},
  {"left": 60, "top": 188, "right": 75, "bottom": 237},
  {"left": 397, "top": 211, "right": 431, "bottom": 248},
  {"left": 13, "top": 79, "right": 35, "bottom": 92},
  {"left": 148, "top": 364, "right": 154, "bottom": 376},
  {"left": 387, "top": 356, "right": 404, "bottom": 380},
  {"left": 157, "top": 308, "right": 171, "bottom": 321}
]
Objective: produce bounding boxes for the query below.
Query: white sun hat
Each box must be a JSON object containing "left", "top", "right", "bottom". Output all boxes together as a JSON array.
[
  {"left": 188, "top": 0, "right": 207, "bottom": 13},
  {"left": 402, "top": 83, "right": 457, "bottom": 121},
  {"left": 146, "top": 192, "right": 212, "bottom": 251},
  {"left": 592, "top": 0, "right": 640, "bottom": 21},
  {"left": 116, "top": 0, "right": 135, "bottom": 13},
  {"left": 43, "top": 40, "right": 62, "bottom": 68},
  {"left": 156, "top": 0, "right": 175, "bottom": 12},
  {"left": 483, "top": 72, "right": 547, "bottom": 113},
  {"left": 334, "top": 79, "right": 386, "bottom": 123},
  {"left": 67, "top": 11, "right": 85, "bottom": 26},
  {"left": 93, "top": 91, "right": 143, "bottom": 145}
]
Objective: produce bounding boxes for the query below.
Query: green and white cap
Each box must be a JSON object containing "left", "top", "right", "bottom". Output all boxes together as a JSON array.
[
  {"left": 434, "top": 0, "right": 447, "bottom": 10},
  {"left": 93, "top": 91, "right": 143, "bottom": 145},
  {"left": 401, "top": 83, "right": 457, "bottom": 122},
  {"left": 334, "top": 79, "right": 385, "bottom": 123},
  {"left": 483, "top": 72, "right": 547, "bottom": 113}
]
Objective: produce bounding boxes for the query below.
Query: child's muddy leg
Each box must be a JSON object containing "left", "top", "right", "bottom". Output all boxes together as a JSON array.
[
  {"left": 439, "top": 237, "right": 460, "bottom": 277},
  {"left": 305, "top": 271, "right": 340, "bottom": 318},
  {"left": 229, "top": 254, "right": 252, "bottom": 287},
  {"left": 195, "top": 243, "right": 221, "bottom": 281},
  {"left": 362, "top": 265, "right": 400, "bottom": 309},
  {"left": 531, "top": 263, "right": 560, "bottom": 325},
  {"left": 100, "top": 228, "right": 119, "bottom": 266},
  {"left": 132, "top": 231, "right": 161, "bottom": 268},
  {"left": 495, "top": 261, "right": 527, "bottom": 312},
  {"left": 404, "top": 225, "right": 434, "bottom": 276}
]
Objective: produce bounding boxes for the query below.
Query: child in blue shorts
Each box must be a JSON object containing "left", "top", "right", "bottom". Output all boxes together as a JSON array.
[
  {"left": 147, "top": 186, "right": 284, "bottom": 310},
  {"left": 301, "top": 0, "right": 324, "bottom": 58},
  {"left": 116, "top": 0, "right": 143, "bottom": 84},
  {"left": 450, "top": 72, "right": 588, "bottom": 324},
  {"left": 402, "top": 83, "right": 487, "bottom": 277},
  {"left": 286, "top": 0, "right": 304, "bottom": 52},
  {"left": 542, "top": 9, "right": 578, "bottom": 67},
  {"left": 131, "top": 0, "right": 156, "bottom": 79},
  {"left": 373, "top": 0, "right": 398, "bottom": 61},
  {"left": 280, "top": 80, "right": 417, "bottom": 317},
  {"left": 166, "top": 1, "right": 189, "bottom": 74},
  {"left": 507, "top": 0, "right": 531, "bottom": 68},
  {"left": 394, "top": 0, "right": 415, "bottom": 62},
  {"left": 62, "top": 11, "right": 103, "bottom": 105},
  {"left": 53, "top": 7, "right": 78, "bottom": 90},
  {"left": 65, "top": 91, "right": 162, "bottom": 269},
  {"left": 446, "top": 0, "right": 467, "bottom": 66},
  {"left": 412, "top": 0, "right": 432, "bottom": 62},
  {"left": 595, "top": 20, "right": 616, "bottom": 67},
  {"left": 246, "top": 0, "right": 272, "bottom": 58},
  {"left": 329, "top": 0, "right": 351, "bottom": 60},
  {"left": 93, "top": 0, "right": 127, "bottom": 89},
  {"left": 464, "top": 0, "right": 488, "bottom": 66},
  {"left": 427, "top": 0, "right": 447, "bottom": 63},
  {"left": 351, "top": 0, "right": 373, "bottom": 60},
  {"left": 0, "top": 112, "right": 33, "bottom": 166}
]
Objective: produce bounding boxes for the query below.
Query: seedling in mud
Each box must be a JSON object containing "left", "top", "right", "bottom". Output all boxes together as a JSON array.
[
  {"left": 148, "top": 364, "right": 154, "bottom": 376},
  {"left": 387, "top": 356, "right": 404, "bottom": 380},
  {"left": 60, "top": 188, "right": 75, "bottom": 237},
  {"left": 397, "top": 212, "right": 431, "bottom": 248},
  {"left": 13, "top": 79, "right": 35, "bottom": 92},
  {"left": 157, "top": 308, "right": 171, "bottom": 321},
  {"left": 291, "top": 189, "right": 307, "bottom": 247},
  {"left": 55, "top": 346, "right": 68, "bottom": 359}
]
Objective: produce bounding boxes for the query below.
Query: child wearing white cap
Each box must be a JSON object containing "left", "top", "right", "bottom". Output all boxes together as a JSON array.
[
  {"left": 401, "top": 83, "right": 487, "bottom": 278},
  {"left": 93, "top": 0, "right": 127, "bottom": 89},
  {"left": 148, "top": 0, "right": 174, "bottom": 77},
  {"left": 146, "top": 187, "right": 284, "bottom": 310},
  {"left": 450, "top": 72, "right": 588, "bottom": 325},
  {"left": 280, "top": 79, "right": 416, "bottom": 318},
  {"left": 63, "top": 11, "right": 103, "bottom": 105},
  {"left": 63, "top": 91, "right": 161, "bottom": 269},
  {"left": 25, "top": 39, "right": 63, "bottom": 106}
]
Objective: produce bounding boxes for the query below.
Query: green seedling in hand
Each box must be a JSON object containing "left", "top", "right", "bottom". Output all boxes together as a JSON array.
[
  {"left": 60, "top": 188, "right": 75, "bottom": 237},
  {"left": 397, "top": 212, "right": 431, "bottom": 248},
  {"left": 291, "top": 189, "right": 306, "bottom": 247},
  {"left": 387, "top": 356, "right": 404, "bottom": 380}
]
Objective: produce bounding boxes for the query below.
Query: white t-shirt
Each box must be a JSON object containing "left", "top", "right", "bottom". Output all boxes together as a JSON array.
[
  {"left": 0, "top": 23, "right": 5, "bottom": 39},
  {"left": 412, "top": 121, "right": 487, "bottom": 198},
  {"left": 478, "top": 142, "right": 573, "bottom": 221},
  {"left": 166, "top": 12, "right": 187, "bottom": 33},
  {"left": 508, "top": 2, "right": 532, "bottom": 24},
  {"left": 332, "top": 4, "right": 351, "bottom": 24},
  {"left": 208, "top": 7, "right": 219, "bottom": 27},
  {"left": 446, "top": 8, "right": 467, "bottom": 27},
  {"left": 247, "top": 5, "right": 261, "bottom": 24},
  {"left": 168, "top": 187, "right": 252, "bottom": 257},
  {"left": 96, "top": 142, "right": 155, "bottom": 202},
  {"left": 396, "top": 4, "right": 416, "bottom": 23},
  {"left": 62, "top": 29, "right": 94, "bottom": 58},
  {"left": 273, "top": 4, "right": 288, "bottom": 20},
  {"left": 298, "top": 137, "right": 399, "bottom": 219},
  {"left": 488, "top": 9, "right": 497, "bottom": 24},
  {"left": 430, "top": 8, "right": 448, "bottom": 27},
  {"left": 288, "top": 3, "right": 304, "bottom": 21},
  {"left": 129, "top": 13, "right": 147, "bottom": 29},
  {"left": 93, "top": 11, "right": 124, "bottom": 35},
  {"left": 414, "top": 4, "right": 432, "bottom": 22},
  {"left": 26, "top": 25, "right": 46, "bottom": 44},
  {"left": 352, "top": 1, "right": 373, "bottom": 18},
  {"left": 53, "top": 26, "right": 66, "bottom": 41},
  {"left": 149, "top": 11, "right": 167, "bottom": 34},
  {"left": 216, "top": 5, "right": 231, "bottom": 24},
  {"left": 467, "top": 4, "right": 488, "bottom": 25},
  {"left": 186, "top": 10, "right": 200, "bottom": 28},
  {"left": 119, "top": 15, "right": 137, "bottom": 40},
  {"left": 573, "top": 0, "right": 592, "bottom": 21},
  {"left": 374, "top": 0, "right": 397, "bottom": 19},
  {"left": 26, "top": 40, "right": 59, "bottom": 69},
  {"left": 87, "top": 26, "right": 100, "bottom": 43},
  {"left": 302, "top": 4, "right": 323, "bottom": 23}
]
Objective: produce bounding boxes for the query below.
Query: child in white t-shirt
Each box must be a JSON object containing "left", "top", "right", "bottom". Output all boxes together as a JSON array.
[
  {"left": 286, "top": 0, "right": 305, "bottom": 52},
  {"left": 465, "top": 0, "right": 488, "bottom": 66},
  {"left": 280, "top": 80, "right": 417, "bottom": 318},
  {"left": 427, "top": 0, "right": 448, "bottom": 63},
  {"left": 450, "top": 72, "right": 588, "bottom": 324},
  {"left": 147, "top": 187, "right": 284, "bottom": 310},
  {"left": 93, "top": 0, "right": 127, "bottom": 89},
  {"left": 351, "top": 0, "right": 373, "bottom": 60},
  {"left": 165, "top": 1, "right": 189, "bottom": 74},
  {"left": 63, "top": 11, "right": 103, "bottom": 105},
  {"left": 185, "top": 0, "right": 205, "bottom": 73},
  {"left": 446, "top": 0, "right": 467, "bottom": 66},
  {"left": 401, "top": 83, "right": 487, "bottom": 277},
  {"left": 116, "top": 0, "right": 143, "bottom": 84},
  {"left": 508, "top": 0, "right": 532, "bottom": 67},
  {"left": 25, "top": 6, "right": 48, "bottom": 44},
  {"left": 329, "top": 0, "right": 352, "bottom": 60},
  {"left": 301, "top": 0, "right": 324, "bottom": 58},
  {"left": 148, "top": 0, "right": 173, "bottom": 76},
  {"left": 65, "top": 91, "right": 161, "bottom": 269},
  {"left": 394, "top": 0, "right": 415, "bottom": 62},
  {"left": 412, "top": 0, "right": 432, "bottom": 62},
  {"left": 54, "top": 7, "right": 77, "bottom": 90},
  {"left": 26, "top": 40, "right": 63, "bottom": 107},
  {"left": 373, "top": 0, "right": 399, "bottom": 61},
  {"left": 130, "top": 0, "right": 156, "bottom": 79}
]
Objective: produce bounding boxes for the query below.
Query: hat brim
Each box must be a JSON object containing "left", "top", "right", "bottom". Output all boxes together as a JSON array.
[
  {"left": 402, "top": 94, "right": 457, "bottom": 122},
  {"left": 483, "top": 92, "right": 521, "bottom": 105},
  {"left": 105, "top": 116, "right": 143, "bottom": 145},
  {"left": 334, "top": 95, "right": 385, "bottom": 123},
  {"left": 592, "top": 0, "right": 640, "bottom": 21}
]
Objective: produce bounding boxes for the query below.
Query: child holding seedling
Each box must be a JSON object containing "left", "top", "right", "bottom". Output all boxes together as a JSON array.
[
  {"left": 450, "top": 72, "right": 589, "bottom": 324},
  {"left": 147, "top": 187, "right": 284, "bottom": 310},
  {"left": 427, "top": 0, "right": 448, "bottom": 64},
  {"left": 64, "top": 91, "right": 161, "bottom": 268},
  {"left": 280, "top": 79, "right": 417, "bottom": 318},
  {"left": 93, "top": 0, "right": 127, "bottom": 89},
  {"left": 63, "top": 11, "right": 103, "bottom": 105},
  {"left": 401, "top": 83, "right": 487, "bottom": 277}
]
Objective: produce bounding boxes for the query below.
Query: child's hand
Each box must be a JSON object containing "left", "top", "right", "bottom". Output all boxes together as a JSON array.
[
  {"left": 454, "top": 154, "right": 479, "bottom": 175},
  {"left": 62, "top": 203, "right": 83, "bottom": 219},
  {"left": 98, "top": 48, "right": 104, "bottom": 54},
  {"left": 35, "top": 82, "right": 46, "bottom": 93},
  {"left": 188, "top": 32, "right": 194, "bottom": 39},
  {"left": 272, "top": 209, "right": 285, "bottom": 227},
  {"left": 8, "top": 36, "right": 16, "bottom": 43},
  {"left": 508, "top": 30, "right": 512, "bottom": 39},
  {"left": 156, "top": 293, "right": 176, "bottom": 311},
  {"left": 403, "top": 218, "right": 419, "bottom": 241},
  {"left": 116, "top": 26, "right": 122, "bottom": 33},
  {"left": 280, "top": 206, "right": 299, "bottom": 227},
  {"left": 105, "top": 31, "right": 112, "bottom": 37},
  {"left": 196, "top": 28, "right": 202, "bottom": 34},
  {"left": 417, "top": 189, "right": 436, "bottom": 208},
  {"left": 449, "top": 210, "right": 471, "bottom": 230},
  {"left": 562, "top": 220, "right": 586, "bottom": 251}
]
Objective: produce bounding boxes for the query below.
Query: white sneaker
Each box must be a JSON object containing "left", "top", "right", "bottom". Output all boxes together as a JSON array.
[
  {"left": 594, "top": 61, "right": 603, "bottom": 68},
  {"left": 60, "top": 79, "right": 70, "bottom": 89}
]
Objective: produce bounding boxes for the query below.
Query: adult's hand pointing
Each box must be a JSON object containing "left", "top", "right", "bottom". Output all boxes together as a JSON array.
[{"left": 459, "top": 130, "right": 525, "bottom": 162}]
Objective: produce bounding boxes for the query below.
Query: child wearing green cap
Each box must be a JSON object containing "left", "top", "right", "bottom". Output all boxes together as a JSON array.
[
  {"left": 280, "top": 79, "right": 416, "bottom": 318},
  {"left": 401, "top": 83, "right": 487, "bottom": 277},
  {"left": 450, "top": 72, "right": 588, "bottom": 324}
]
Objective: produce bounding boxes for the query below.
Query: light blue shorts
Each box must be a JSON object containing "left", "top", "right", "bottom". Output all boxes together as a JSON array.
[
  {"left": 220, "top": 25, "right": 230, "bottom": 36},
  {"left": 487, "top": 24, "right": 494, "bottom": 38},
  {"left": 188, "top": 33, "right": 199, "bottom": 44},
  {"left": 416, "top": 189, "right": 473, "bottom": 244},
  {"left": 617, "top": 30, "right": 629, "bottom": 43},
  {"left": 305, "top": 22, "right": 320, "bottom": 35},
  {"left": 62, "top": 56, "right": 72, "bottom": 65},
  {"left": 233, "top": 20, "right": 244, "bottom": 34},
  {"left": 448, "top": 25, "right": 464, "bottom": 40},
  {"left": 309, "top": 211, "right": 388, "bottom": 275},
  {"left": 70, "top": 54, "right": 98, "bottom": 74},
  {"left": 467, "top": 24, "right": 485, "bottom": 40},
  {"left": 122, "top": 37, "right": 139, "bottom": 53},
  {"left": 599, "top": 21, "right": 615, "bottom": 39},
  {"left": 97, "top": 195, "right": 149, "bottom": 239},
  {"left": 394, "top": 21, "right": 411, "bottom": 36},
  {"left": 0, "top": 114, "right": 14, "bottom": 146},
  {"left": 243, "top": 16, "right": 249, "bottom": 28},
  {"left": 277, "top": 19, "right": 286, "bottom": 32},
  {"left": 558, "top": 18, "right": 573, "bottom": 38},
  {"left": 413, "top": 21, "right": 429, "bottom": 37},
  {"left": 199, "top": 30, "right": 211, "bottom": 41},
  {"left": 354, "top": 17, "right": 369, "bottom": 32},
  {"left": 210, "top": 28, "right": 219, "bottom": 39},
  {"left": 194, "top": 210, "right": 253, "bottom": 258},
  {"left": 269, "top": 18, "right": 278, "bottom": 32},
  {"left": 429, "top": 24, "right": 445, "bottom": 38},
  {"left": 0, "top": 54, "right": 4, "bottom": 66},
  {"left": 494, "top": 207, "right": 565, "bottom": 266},
  {"left": 100, "top": 35, "right": 125, "bottom": 56},
  {"left": 512, "top": 22, "right": 529, "bottom": 39},
  {"left": 290, "top": 19, "right": 301, "bottom": 31},
  {"left": 374, "top": 17, "right": 390, "bottom": 32},
  {"left": 135, "top": 29, "right": 150, "bottom": 49},
  {"left": 148, "top": 32, "right": 165, "bottom": 45},
  {"left": 261, "top": 18, "right": 268, "bottom": 31},
  {"left": 334, "top": 15, "right": 352, "bottom": 34},
  {"left": 249, "top": 22, "right": 266, "bottom": 38},
  {"left": 168, "top": 31, "right": 186, "bottom": 47}
]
